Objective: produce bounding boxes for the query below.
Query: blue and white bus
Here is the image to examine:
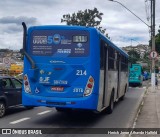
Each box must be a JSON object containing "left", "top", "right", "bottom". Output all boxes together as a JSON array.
[{"left": 21, "top": 22, "right": 129, "bottom": 114}]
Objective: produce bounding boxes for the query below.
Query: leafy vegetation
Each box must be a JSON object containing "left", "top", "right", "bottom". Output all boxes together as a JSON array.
[
  {"left": 128, "top": 50, "right": 140, "bottom": 64},
  {"left": 149, "top": 26, "right": 160, "bottom": 54},
  {"left": 155, "top": 27, "right": 160, "bottom": 54},
  {"left": 61, "top": 8, "right": 108, "bottom": 37}
]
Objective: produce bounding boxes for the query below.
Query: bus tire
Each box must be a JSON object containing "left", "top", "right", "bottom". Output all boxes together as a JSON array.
[
  {"left": 25, "top": 106, "right": 34, "bottom": 109},
  {"left": 55, "top": 107, "right": 64, "bottom": 112},
  {"left": 107, "top": 92, "right": 114, "bottom": 114},
  {"left": 0, "top": 101, "right": 6, "bottom": 118}
]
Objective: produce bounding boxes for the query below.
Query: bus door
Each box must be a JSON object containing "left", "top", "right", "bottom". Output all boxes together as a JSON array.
[
  {"left": 100, "top": 41, "right": 109, "bottom": 108},
  {"left": 103, "top": 45, "right": 109, "bottom": 107},
  {"left": 99, "top": 40, "right": 108, "bottom": 109}
]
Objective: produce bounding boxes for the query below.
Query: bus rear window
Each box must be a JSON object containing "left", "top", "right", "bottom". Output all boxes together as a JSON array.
[
  {"left": 134, "top": 67, "right": 139, "bottom": 71},
  {"left": 30, "top": 30, "right": 89, "bottom": 57}
]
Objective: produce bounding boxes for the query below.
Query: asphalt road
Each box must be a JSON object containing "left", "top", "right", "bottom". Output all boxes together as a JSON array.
[{"left": 0, "top": 82, "right": 148, "bottom": 137}]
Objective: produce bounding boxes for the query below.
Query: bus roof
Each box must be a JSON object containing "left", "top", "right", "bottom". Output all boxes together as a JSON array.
[
  {"left": 99, "top": 33, "right": 128, "bottom": 58},
  {"left": 28, "top": 25, "right": 96, "bottom": 31}
]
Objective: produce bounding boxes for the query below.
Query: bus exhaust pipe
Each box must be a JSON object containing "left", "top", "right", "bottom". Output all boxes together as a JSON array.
[
  {"left": 21, "top": 22, "right": 36, "bottom": 69},
  {"left": 22, "top": 22, "right": 27, "bottom": 50}
]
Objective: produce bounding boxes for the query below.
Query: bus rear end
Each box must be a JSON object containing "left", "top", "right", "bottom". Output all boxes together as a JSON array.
[
  {"left": 22, "top": 25, "right": 99, "bottom": 111},
  {"left": 129, "top": 64, "right": 143, "bottom": 86}
]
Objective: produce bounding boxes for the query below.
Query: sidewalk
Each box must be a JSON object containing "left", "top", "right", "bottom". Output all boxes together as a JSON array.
[{"left": 131, "top": 81, "right": 160, "bottom": 137}]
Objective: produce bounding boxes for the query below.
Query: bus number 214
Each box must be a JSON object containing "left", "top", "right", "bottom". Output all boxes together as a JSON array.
[{"left": 76, "top": 70, "right": 87, "bottom": 76}]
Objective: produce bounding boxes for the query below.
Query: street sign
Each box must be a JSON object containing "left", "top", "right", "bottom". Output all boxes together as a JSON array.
[
  {"left": 3, "top": 57, "right": 11, "bottom": 64},
  {"left": 3, "top": 57, "right": 11, "bottom": 68},
  {"left": 150, "top": 51, "right": 158, "bottom": 59}
]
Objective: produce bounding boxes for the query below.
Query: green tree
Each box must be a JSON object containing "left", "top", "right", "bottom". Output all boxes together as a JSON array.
[
  {"left": 142, "top": 52, "right": 151, "bottom": 70},
  {"left": 61, "top": 8, "right": 108, "bottom": 37},
  {"left": 128, "top": 50, "right": 140, "bottom": 64},
  {"left": 155, "top": 27, "right": 160, "bottom": 54},
  {"left": 149, "top": 26, "right": 160, "bottom": 54}
]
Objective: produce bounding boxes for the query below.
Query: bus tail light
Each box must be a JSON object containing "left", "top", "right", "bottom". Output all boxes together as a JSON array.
[
  {"left": 84, "top": 76, "right": 94, "bottom": 96},
  {"left": 87, "top": 83, "right": 92, "bottom": 88},
  {"left": 24, "top": 74, "right": 31, "bottom": 93},
  {"left": 24, "top": 75, "right": 27, "bottom": 80},
  {"left": 25, "top": 81, "right": 29, "bottom": 86}
]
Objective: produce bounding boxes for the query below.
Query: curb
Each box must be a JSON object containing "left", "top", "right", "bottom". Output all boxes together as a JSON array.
[{"left": 127, "top": 83, "right": 149, "bottom": 137}]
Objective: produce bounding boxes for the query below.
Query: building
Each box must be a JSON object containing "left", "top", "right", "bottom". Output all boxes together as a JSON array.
[
  {"left": 122, "top": 44, "right": 150, "bottom": 59},
  {"left": 0, "top": 49, "right": 23, "bottom": 75}
]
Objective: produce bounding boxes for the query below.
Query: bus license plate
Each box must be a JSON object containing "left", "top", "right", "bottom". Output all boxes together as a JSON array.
[{"left": 51, "top": 87, "right": 64, "bottom": 92}]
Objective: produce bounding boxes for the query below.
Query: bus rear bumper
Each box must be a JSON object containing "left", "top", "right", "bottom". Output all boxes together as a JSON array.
[
  {"left": 22, "top": 94, "right": 98, "bottom": 110},
  {"left": 129, "top": 80, "right": 142, "bottom": 86}
]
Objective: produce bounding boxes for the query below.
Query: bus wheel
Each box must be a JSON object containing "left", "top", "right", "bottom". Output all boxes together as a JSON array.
[
  {"left": 55, "top": 107, "right": 63, "bottom": 112},
  {"left": 107, "top": 92, "right": 114, "bottom": 114},
  {"left": 0, "top": 102, "right": 6, "bottom": 118},
  {"left": 25, "top": 106, "right": 34, "bottom": 109}
]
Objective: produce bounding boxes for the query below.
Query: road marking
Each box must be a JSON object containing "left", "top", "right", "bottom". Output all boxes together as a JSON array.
[
  {"left": 37, "top": 110, "right": 52, "bottom": 115},
  {"left": 129, "top": 87, "right": 146, "bottom": 89},
  {"left": 10, "top": 117, "right": 30, "bottom": 124}
]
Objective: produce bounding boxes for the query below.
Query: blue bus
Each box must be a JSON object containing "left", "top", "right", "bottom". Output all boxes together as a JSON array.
[
  {"left": 21, "top": 22, "right": 129, "bottom": 114},
  {"left": 129, "top": 64, "right": 143, "bottom": 86}
]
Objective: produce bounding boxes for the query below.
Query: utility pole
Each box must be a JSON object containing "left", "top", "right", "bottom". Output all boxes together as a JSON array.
[
  {"left": 151, "top": 0, "right": 156, "bottom": 91},
  {"left": 108, "top": 0, "right": 156, "bottom": 90},
  {"left": 151, "top": 0, "right": 153, "bottom": 44}
]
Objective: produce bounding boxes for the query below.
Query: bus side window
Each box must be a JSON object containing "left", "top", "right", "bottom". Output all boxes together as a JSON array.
[
  {"left": 108, "top": 46, "right": 114, "bottom": 70},
  {"left": 121, "top": 56, "right": 128, "bottom": 72},
  {"left": 121, "top": 55, "right": 125, "bottom": 72},
  {"left": 100, "top": 40, "right": 106, "bottom": 70},
  {"left": 114, "top": 51, "right": 117, "bottom": 70}
]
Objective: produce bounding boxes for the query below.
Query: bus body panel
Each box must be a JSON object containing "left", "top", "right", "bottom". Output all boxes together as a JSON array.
[
  {"left": 120, "top": 72, "right": 128, "bottom": 96},
  {"left": 97, "top": 70, "right": 105, "bottom": 111},
  {"left": 105, "top": 70, "right": 118, "bottom": 107}
]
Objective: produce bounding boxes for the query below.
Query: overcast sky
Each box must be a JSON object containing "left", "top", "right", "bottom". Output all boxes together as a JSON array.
[{"left": 0, "top": 0, "right": 159, "bottom": 50}]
